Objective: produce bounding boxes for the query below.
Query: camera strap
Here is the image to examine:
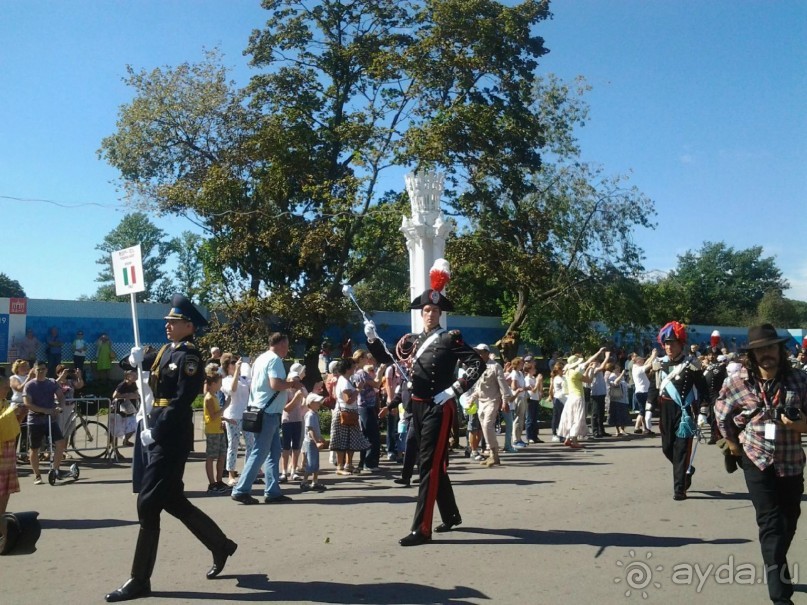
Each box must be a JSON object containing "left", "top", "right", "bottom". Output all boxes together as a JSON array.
[{"left": 755, "top": 378, "right": 783, "bottom": 417}]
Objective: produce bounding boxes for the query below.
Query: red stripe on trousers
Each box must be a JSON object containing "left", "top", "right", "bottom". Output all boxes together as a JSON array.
[{"left": 420, "top": 400, "right": 454, "bottom": 536}]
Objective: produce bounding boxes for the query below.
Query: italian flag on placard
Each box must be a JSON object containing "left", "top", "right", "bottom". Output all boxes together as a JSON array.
[{"left": 122, "top": 266, "right": 137, "bottom": 286}]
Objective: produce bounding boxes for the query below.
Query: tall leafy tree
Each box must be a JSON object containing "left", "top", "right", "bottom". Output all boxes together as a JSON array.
[
  {"left": 89, "top": 212, "right": 174, "bottom": 302},
  {"left": 447, "top": 75, "right": 656, "bottom": 354},
  {"left": 756, "top": 289, "right": 798, "bottom": 327},
  {"left": 645, "top": 242, "right": 787, "bottom": 326},
  {"left": 99, "top": 1, "right": 554, "bottom": 361},
  {"left": 0, "top": 274, "right": 25, "bottom": 297},
  {"left": 168, "top": 231, "right": 206, "bottom": 303}
]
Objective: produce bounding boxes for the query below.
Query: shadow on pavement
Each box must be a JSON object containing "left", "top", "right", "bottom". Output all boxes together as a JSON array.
[
  {"left": 439, "top": 527, "right": 752, "bottom": 557},
  {"left": 688, "top": 490, "right": 752, "bottom": 501},
  {"left": 452, "top": 478, "right": 555, "bottom": 487},
  {"left": 69, "top": 478, "right": 133, "bottom": 486},
  {"left": 39, "top": 518, "right": 139, "bottom": 530},
  {"left": 153, "top": 575, "right": 489, "bottom": 603}
]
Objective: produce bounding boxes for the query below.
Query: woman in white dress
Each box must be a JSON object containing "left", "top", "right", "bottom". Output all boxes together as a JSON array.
[{"left": 557, "top": 348, "right": 606, "bottom": 448}]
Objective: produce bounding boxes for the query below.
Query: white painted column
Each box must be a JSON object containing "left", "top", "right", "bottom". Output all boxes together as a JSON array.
[{"left": 401, "top": 171, "right": 452, "bottom": 332}]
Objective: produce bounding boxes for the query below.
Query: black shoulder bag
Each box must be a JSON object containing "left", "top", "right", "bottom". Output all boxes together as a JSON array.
[{"left": 241, "top": 391, "right": 280, "bottom": 433}]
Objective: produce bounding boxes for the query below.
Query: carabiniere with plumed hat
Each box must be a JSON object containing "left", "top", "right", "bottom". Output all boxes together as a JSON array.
[
  {"left": 362, "top": 259, "right": 484, "bottom": 548},
  {"left": 652, "top": 321, "right": 709, "bottom": 502}
]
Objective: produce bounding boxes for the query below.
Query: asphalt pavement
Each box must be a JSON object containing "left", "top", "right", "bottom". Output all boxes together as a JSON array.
[{"left": 3, "top": 424, "right": 806, "bottom": 605}]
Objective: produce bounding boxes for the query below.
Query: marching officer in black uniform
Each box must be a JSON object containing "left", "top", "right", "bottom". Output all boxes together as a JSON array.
[
  {"left": 653, "top": 321, "right": 709, "bottom": 501},
  {"left": 106, "top": 295, "right": 237, "bottom": 602},
  {"left": 364, "top": 266, "right": 483, "bottom": 546}
]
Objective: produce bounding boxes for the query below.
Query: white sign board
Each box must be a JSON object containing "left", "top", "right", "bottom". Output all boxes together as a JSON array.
[{"left": 112, "top": 244, "right": 146, "bottom": 296}]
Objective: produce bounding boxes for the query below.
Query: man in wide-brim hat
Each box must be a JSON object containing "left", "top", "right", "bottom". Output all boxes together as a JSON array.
[{"left": 716, "top": 323, "right": 807, "bottom": 605}]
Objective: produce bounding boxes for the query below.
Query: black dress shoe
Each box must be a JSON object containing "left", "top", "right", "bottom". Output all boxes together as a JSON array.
[
  {"left": 207, "top": 539, "right": 238, "bottom": 579},
  {"left": 434, "top": 516, "right": 462, "bottom": 533},
  {"left": 685, "top": 467, "right": 695, "bottom": 491},
  {"left": 673, "top": 492, "right": 687, "bottom": 501},
  {"left": 399, "top": 531, "right": 431, "bottom": 546},
  {"left": 231, "top": 493, "right": 259, "bottom": 505},
  {"left": 393, "top": 478, "right": 410, "bottom": 487},
  {"left": 105, "top": 578, "right": 151, "bottom": 602},
  {"left": 264, "top": 494, "right": 292, "bottom": 504}
]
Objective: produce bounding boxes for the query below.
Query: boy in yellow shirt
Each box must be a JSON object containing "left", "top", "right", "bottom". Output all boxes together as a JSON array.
[{"left": 204, "top": 368, "right": 234, "bottom": 495}]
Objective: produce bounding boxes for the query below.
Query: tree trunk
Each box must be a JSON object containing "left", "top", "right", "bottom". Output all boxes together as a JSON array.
[{"left": 496, "top": 289, "right": 529, "bottom": 361}]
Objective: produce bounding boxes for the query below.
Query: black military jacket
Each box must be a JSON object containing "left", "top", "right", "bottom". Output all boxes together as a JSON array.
[
  {"left": 368, "top": 327, "right": 483, "bottom": 400},
  {"left": 703, "top": 362, "right": 728, "bottom": 403},
  {"left": 142, "top": 337, "right": 203, "bottom": 448},
  {"left": 655, "top": 354, "right": 709, "bottom": 413}
]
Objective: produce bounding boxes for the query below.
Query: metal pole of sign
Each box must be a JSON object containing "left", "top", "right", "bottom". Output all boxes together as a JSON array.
[{"left": 129, "top": 293, "right": 149, "bottom": 431}]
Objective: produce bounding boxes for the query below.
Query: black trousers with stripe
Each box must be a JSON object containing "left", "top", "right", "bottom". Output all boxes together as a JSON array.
[
  {"left": 410, "top": 398, "right": 459, "bottom": 536},
  {"left": 659, "top": 396, "right": 693, "bottom": 495}
]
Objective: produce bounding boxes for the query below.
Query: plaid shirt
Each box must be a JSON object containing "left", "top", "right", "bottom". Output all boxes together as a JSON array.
[{"left": 715, "top": 368, "right": 807, "bottom": 477}]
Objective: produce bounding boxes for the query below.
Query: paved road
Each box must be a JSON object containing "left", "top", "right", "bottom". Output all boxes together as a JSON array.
[{"left": 4, "top": 428, "right": 806, "bottom": 604}]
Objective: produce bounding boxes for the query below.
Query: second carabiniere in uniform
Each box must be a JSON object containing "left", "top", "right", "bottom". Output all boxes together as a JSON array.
[{"left": 363, "top": 260, "right": 483, "bottom": 546}]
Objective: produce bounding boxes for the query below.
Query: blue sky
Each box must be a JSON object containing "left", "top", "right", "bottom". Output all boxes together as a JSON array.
[{"left": 2, "top": 1, "right": 805, "bottom": 301}]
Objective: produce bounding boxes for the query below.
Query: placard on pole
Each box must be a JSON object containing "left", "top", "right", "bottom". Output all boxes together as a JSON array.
[{"left": 111, "top": 245, "right": 150, "bottom": 429}]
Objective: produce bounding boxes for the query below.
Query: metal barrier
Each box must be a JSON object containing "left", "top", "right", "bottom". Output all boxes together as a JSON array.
[
  {"left": 63, "top": 397, "right": 118, "bottom": 461},
  {"left": 18, "top": 398, "right": 206, "bottom": 466}
]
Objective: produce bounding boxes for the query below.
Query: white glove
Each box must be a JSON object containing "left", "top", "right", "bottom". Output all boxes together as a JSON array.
[
  {"left": 433, "top": 386, "right": 458, "bottom": 406},
  {"left": 364, "top": 320, "right": 379, "bottom": 342},
  {"left": 130, "top": 346, "right": 145, "bottom": 366},
  {"left": 140, "top": 428, "right": 155, "bottom": 447}
]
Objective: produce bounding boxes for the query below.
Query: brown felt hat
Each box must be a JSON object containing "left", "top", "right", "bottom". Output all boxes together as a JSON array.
[{"left": 746, "top": 323, "right": 788, "bottom": 350}]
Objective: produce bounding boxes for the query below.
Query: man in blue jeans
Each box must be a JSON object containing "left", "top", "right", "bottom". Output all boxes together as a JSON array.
[{"left": 231, "top": 333, "right": 302, "bottom": 505}]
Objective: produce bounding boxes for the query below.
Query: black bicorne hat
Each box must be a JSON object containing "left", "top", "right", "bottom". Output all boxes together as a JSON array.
[{"left": 409, "top": 259, "right": 454, "bottom": 312}]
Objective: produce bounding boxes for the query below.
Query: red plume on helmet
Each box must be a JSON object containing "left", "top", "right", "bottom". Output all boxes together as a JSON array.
[
  {"left": 430, "top": 258, "right": 451, "bottom": 292},
  {"left": 411, "top": 258, "right": 454, "bottom": 311}
]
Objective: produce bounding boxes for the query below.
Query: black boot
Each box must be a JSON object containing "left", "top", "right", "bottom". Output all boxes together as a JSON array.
[
  {"left": 182, "top": 508, "right": 237, "bottom": 579},
  {"left": 105, "top": 528, "right": 159, "bottom": 602}
]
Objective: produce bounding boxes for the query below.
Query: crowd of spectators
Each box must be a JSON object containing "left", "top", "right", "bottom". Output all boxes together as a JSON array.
[{"left": 3, "top": 333, "right": 807, "bottom": 507}]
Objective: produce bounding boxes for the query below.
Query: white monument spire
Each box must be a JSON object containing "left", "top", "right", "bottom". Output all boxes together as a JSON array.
[{"left": 401, "top": 170, "right": 453, "bottom": 332}]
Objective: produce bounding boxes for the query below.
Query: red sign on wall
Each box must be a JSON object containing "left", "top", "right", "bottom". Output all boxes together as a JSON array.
[{"left": 9, "top": 298, "right": 27, "bottom": 314}]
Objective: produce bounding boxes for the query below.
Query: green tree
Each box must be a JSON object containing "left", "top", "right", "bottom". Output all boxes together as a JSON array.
[
  {"left": 447, "top": 75, "right": 656, "bottom": 355},
  {"left": 0, "top": 273, "right": 25, "bottom": 297},
  {"left": 756, "top": 289, "right": 798, "bottom": 327},
  {"left": 99, "top": 1, "right": 554, "bottom": 365},
  {"left": 168, "top": 231, "right": 206, "bottom": 304},
  {"left": 88, "top": 212, "right": 174, "bottom": 302},
  {"left": 649, "top": 242, "right": 787, "bottom": 326}
]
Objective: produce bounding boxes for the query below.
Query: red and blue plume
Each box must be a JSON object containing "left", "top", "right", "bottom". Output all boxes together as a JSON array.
[
  {"left": 430, "top": 259, "right": 451, "bottom": 292},
  {"left": 657, "top": 321, "right": 687, "bottom": 345}
]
